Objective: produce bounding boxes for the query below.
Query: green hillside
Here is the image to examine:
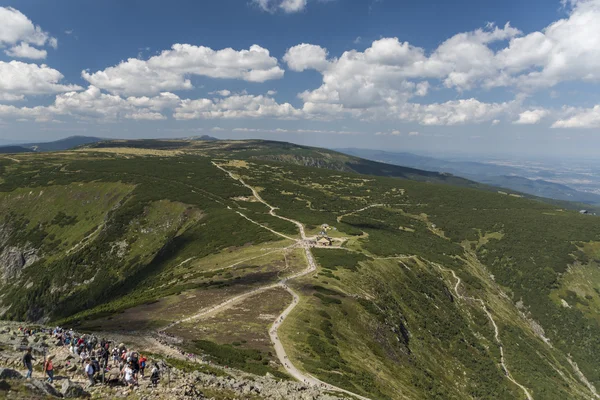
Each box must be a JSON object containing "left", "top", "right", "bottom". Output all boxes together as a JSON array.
[
  {"left": 1, "top": 141, "right": 600, "bottom": 399},
  {"left": 83, "top": 138, "right": 483, "bottom": 188}
]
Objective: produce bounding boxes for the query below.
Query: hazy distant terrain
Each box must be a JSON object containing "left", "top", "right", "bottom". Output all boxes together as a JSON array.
[
  {"left": 0, "top": 136, "right": 105, "bottom": 153},
  {"left": 339, "top": 148, "right": 600, "bottom": 206}
]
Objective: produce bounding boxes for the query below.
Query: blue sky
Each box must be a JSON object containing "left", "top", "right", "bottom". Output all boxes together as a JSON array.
[{"left": 0, "top": 0, "right": 599, "bottom": 156}]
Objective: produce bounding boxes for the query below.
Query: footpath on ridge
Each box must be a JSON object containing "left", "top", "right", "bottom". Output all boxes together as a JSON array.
[{"left": 160, "top": 162, "right": 373, "bottom": 400}]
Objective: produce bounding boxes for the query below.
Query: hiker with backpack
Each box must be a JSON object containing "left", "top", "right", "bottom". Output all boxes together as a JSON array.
[
  {"left": 91, "top": 357, "right": 101, "bottom": 378},
  {"left": 139, "top": 355, "right": 147, "bottom": 377},
  {"left": 111, "top": 347, "right": 120, "bottom": 366},
  {"left": 150, "top": 363, "right": 160, "bottom": 387},
  {"left": 22, "top": 347, "right": 35, "bottom": 379},
  {"left": 84, "top": 358, "right": 95, "bottom": 386}
]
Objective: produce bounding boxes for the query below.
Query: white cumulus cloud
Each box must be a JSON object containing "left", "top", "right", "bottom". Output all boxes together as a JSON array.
[
  {"left": 174, "top": 94, "right": 302, "bottom": 120},
  {"left": 552, "top": 105, "right": 600, "bottom": 128},
  {"left": 282, "top": 1, "right": 600, "bottom": 124},
  {"left": 493, "top": 0, "right": 600, "bottom": 89},
  {"left": 0, "top": 86, "right": 181, "bottom": 122},
  {"left": 254, "top": 0, "right": 307, "bottom": 13},
  {"left": 284, "top": 25, "right": 523, "bottom": 124},
  {"left": 513, "top": 109, "right": 549, "bottom": 124},
  {"left": 82, "top": 44, "right": 284, "bottom": 96},
  {"left": 5, "top": 42, "right": 47, "bottom": 59},
  {"left": 0, "top": 7, "right": 57, "bottom": 59},
  {"left": 0, "top": 61, "right": 81, "bottom": 99},
  {"left": 284, "top": 44, "right": 330, "bottom": 72}
]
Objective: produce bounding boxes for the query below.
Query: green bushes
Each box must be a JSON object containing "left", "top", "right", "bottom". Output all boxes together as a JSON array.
[
  {"left": 51, "top": 211, "right": 77, "bottom": 227},
  {"left": 313, "top": 249, "right": 367, "bottom": 271},
  {"left": 313, "top": 293, "right": 342, "bottom": 305},
  {"left": 189, "top": 340, "right": 287, "bottom": 379},
  {"left": 1, "top": 156, "right": 279, "bottom": 322},
  {"left": 312, "top": 285, "right": 345, "bottom": 296}
]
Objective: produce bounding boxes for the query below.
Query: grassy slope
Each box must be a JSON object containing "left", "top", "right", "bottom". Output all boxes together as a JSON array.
[
  {"left": 229, "top": 160, "right": 596, "bottom": 399},
  {"left": 83, "top": 139, "right": 482, "bottom": 188},
  {"left": 2, "top": 144, "right": 600, "bottom": 399},
  {"left": 0, "top": 152, "right": 286, "bottom": 322}
]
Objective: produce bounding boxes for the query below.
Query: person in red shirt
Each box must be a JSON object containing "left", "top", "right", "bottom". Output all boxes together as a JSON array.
[
  {"left": 44, "top": 357, "right": 54, "bottom": 383},
  {"left": 139, "top": 355, "right": 147, "bottom": 377}
]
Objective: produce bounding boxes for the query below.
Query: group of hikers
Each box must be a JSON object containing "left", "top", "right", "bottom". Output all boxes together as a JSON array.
[{"left": 20, "top": 326, "right": 161, "bottom": 388}]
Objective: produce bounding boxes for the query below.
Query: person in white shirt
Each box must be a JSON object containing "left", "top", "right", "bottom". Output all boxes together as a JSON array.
[
  {"left": 122, "top": 362, "right": 137, "bottom": 387},
  {"left": 79, "top": 350, "right": 88, "bottom": 365},
  {"left": 150, "top": 363, "right": 160, "bottom": 387},
  {"left": 84, "top": 359, "right": 94, "bottom": 386}
]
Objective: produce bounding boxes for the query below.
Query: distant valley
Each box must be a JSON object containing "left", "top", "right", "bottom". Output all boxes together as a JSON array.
[{"left": 338, "top": 148, "right": 600, "bottom": 206}]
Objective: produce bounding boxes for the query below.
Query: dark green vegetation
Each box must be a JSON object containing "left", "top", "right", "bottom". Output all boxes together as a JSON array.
[
  {"left": 0, "top": 135, "right": 105, "bottom": 153},
  {"left": 84, "top": 138, "right": 482, "bottom": 188},
  {"left": 0, "top": 153, "right": 281, "bottom": 322},
  {"left": 1, "top": 139, "right": 600, "bottom": 399},
  {"left": 186, "top": 340, "right": 288, "bottom": 379},
  {"left": 0, "top": 146, "right": 32, "bottom": 154}
]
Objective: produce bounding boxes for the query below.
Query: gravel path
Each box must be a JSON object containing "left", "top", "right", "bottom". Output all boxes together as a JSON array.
[{"left": 211, "top": 161, "right": 373, "bottom": 400}]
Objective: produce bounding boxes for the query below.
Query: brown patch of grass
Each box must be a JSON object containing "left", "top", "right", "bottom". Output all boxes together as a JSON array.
[{"left": 170, "top": 287, "right": 292, "bottom": 353}]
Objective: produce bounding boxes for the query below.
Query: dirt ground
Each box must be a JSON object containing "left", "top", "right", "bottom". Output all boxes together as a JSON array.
[{"left": 167, "top": 287, "right": 292, "bottom": 353}]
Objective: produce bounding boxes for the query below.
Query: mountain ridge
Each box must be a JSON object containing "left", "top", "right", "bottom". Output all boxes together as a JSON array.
[
  {"left": 0, "top": 135, "right": 105, "bottom": 153},
  {"left": 1, "top": 139, "right": 600, "bottom": 399}
]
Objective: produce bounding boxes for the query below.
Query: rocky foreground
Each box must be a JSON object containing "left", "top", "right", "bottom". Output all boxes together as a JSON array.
[{"left": 0, "top": 322, "right": 350, "bottom": 399}]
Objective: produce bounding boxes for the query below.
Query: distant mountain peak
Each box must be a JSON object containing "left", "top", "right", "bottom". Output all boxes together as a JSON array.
[{"left": 186, "top": 135, "right": 220, "bottom": 141}]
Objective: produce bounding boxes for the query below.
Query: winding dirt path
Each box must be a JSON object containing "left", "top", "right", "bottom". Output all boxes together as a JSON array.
[
  {"left": 434, "top": 263, "right": 533, "bottom": 400},
  {"left": 208, "top": 161, "right": 372, "bottom": 400}
]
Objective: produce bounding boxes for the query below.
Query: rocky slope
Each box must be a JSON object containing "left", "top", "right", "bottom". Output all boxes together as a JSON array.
[{"left": 0, "top": 322, "right": 349, "bottom": 400}]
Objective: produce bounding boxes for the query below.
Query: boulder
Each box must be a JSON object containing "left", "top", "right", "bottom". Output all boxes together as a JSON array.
[
  {"left": 61, "top": 379, "right": 91, "bottom": 398},
  {"left": 0, "top": 368, "right": 22, "bottom": 380},
  {"left": 106, "top": 367, "right": 121, "bottom": 382},
  {"left": 25, "top": 379, "right": 62, "bottom": 397}
]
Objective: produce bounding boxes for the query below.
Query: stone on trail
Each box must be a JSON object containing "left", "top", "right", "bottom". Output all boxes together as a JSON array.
[
  {"left": 106, "top": 367, "right": 121, "bottom": 382},
  {"left": 61, "top": 379, "right": 91, "bottom": 398},
  {"left": 0, "top": 367, "right": 22, "bottom": 380},
  {"left": 25, "top": 378, "right": 62, "bottom": 397}
]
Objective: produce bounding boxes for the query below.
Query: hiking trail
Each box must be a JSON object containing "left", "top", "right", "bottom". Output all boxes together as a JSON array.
[
  {"left": 433, "top": 263, "right": 533, "bottom": 400},
  {"left": 160, "top": 162, "right": 373, "bottom": 400}
]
